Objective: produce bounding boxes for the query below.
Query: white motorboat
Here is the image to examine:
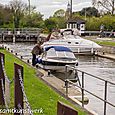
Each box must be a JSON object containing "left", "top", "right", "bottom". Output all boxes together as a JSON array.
[
  {"left": 36, "top": 46, "right": 78, "bottom": 72},
  {"left": 42, "top": 29, "right": 102, "bottom": 54}
]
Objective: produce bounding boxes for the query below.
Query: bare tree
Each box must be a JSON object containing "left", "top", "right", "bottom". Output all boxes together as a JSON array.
[
  {"left": 92, "top": 0, "right": 115, "bottom": 15},
  {"left": 9, "top": 0, "right": 27, "bottom": 28}
]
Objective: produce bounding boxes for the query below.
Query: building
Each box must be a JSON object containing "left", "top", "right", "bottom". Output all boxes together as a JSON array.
[
  {"left": 65, "top": 2, "right": 85, "bottom": 32},
  {"left": 66, "top": 18, "right": 86, "bottom": 31},
  {"left": 65, "top": 2, "right": 71, "bottom": 20}
]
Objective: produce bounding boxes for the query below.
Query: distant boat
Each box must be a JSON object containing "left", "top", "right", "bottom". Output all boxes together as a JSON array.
[
  {"left": 42, "top": 29, "right": 102, "bottom": 54},
  {"left": 36, "top": 46, "right": 78, "bottom": 72}
]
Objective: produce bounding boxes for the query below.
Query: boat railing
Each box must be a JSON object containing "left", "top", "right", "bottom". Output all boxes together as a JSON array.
[{"left": 65, "top": 65, "right": 115, "bottom": 115}]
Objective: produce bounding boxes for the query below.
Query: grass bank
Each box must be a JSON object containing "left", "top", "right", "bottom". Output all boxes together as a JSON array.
[
  {"left": 85, "top": 36, "right": 115, "bottom": 47},
  {"left": 95, "top": 41, "right": 115, "bottom": 47},
  {"left": 0, "top": 49, "right": 88, "bottom": 115}
]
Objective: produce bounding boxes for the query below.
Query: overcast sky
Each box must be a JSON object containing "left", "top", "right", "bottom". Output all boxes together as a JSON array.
[{"left": 0, "top": 0, "right": 92, "bottom": 19}]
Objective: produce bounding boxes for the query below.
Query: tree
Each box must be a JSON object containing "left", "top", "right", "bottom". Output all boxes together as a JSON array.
[
  {"left": 92, "top": 0, "right": 115, "bottom": 15},
  {"left": 44, "top": 18, "right": 57, "bottom": 32},
  {"left": 9, "top": 0, "right": 27, "bottom": 28},
  {"left": 79, "top": 7, "right": 99, "bottom": 17},
  {"left": 52, "top": 9, "right": 66, "bottom": 29},
  {"left": 53, "top": 9, "right": 65, "bottom": 17},
  {"left": 22, "top": 12, "right": 44, "bottom": 28},
  {"left": 0, "top": 4, "right": 13, "bottom": 27}
]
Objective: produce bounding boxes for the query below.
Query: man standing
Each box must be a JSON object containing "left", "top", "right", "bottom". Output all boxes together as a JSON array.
[{"left": 31, "top": 41, "right": 43, "bottom": 66}]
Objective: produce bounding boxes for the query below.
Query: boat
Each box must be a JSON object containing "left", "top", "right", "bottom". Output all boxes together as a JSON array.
[
  {"left": 42, "top": 29, "right": 102, "bottom": 54},
  {"left": 35, "top": 46, "right": 78, "bottom": 72}
]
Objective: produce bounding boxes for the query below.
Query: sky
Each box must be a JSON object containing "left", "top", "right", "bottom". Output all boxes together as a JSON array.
[{"left": 0, "top": 0, "right": 92, "bottom": 19}]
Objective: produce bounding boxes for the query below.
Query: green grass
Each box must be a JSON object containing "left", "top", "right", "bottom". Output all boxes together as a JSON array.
[
  {"left": 0, "top": 49, "right": 88, "bottom": 115},
  {"left": 84, "top": 36, "right": 115, "bottom": 47},
  {"left": 95, "top": 41, "right": 115, "bottom": 46}
]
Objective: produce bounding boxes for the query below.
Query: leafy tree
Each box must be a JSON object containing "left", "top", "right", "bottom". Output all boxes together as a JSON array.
[
  {"left": 53, "top": 9, "right": 65, "bottom": 17},
  {"left": 85, "top": 15, "right": 115, "bottom": 31},
  {"left": 44, "top": 18, "right": 57, "bottom": 32},
  {"left": 22, "top": 12, "right": 44, "bottom": 28},
  {"left": 51, "top": 9, "right": 66, "bottom": 29},
  {"left": 79, "top": 7, "right": 99, "bottom": 17},
  {"left": 0, "top": 4, "right": 13, "bottom": 27}
]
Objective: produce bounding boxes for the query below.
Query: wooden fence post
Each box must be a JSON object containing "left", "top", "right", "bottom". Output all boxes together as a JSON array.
[
  {"left": 14, "top": 63, "right": 23, "bottom": 115},
  {"left": 0, "top": 53, "right": 5, "bottom": 106},
  {"left": 57, "top": 101, "right": 78, "bottom": 115}
]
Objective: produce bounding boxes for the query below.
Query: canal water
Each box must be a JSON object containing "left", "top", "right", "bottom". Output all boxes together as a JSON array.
[{"left": 4, "top": 43, "right": 115, "bottom": 115}]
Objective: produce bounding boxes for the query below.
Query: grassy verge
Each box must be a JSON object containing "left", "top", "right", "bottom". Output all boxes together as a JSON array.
[
  {"left": 95, "top": 41, "right": 115, "bottom": 46},
  {"left": 0, "top": 49, "right": 88, "bottom": 115},
  {"left": 84, "top": 36, "right": 115, "bottom": 47}
]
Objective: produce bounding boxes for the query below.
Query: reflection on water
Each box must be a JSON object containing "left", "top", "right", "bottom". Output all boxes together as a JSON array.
[{"left": 4, "top": 43, "right": 115, "bottom": 115}]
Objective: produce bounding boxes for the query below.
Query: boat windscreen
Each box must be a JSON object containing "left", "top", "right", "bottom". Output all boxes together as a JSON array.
[
  {"left": 65, "top": 52, "right": 76, "bottom": 59},
  {"left": 46, "top": 48, "right": 56, "bottom": 57},
  {"left": 44, "top": 46, "right": 72, "bottom": 52},
  {"left": 46, "top": 49, "right": 76, "bottom": 59}
]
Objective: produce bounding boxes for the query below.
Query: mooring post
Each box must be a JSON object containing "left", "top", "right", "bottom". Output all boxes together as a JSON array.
[
  {"left": 65, "top": 79, "right": 68, "bottom": 97},
  {"left": 57, "top": 101, "right": 78, "bottom": 115},
  {"left": 0, "top": 53, "right": 5, "bottom": 105},
  {"left": 82, "top": 72, "right": 84, "bottom": 107},
  {"left": 14, "top": 63, "right": 23, "bottom": 115},
  {"left": 13, "top": 29, "right": 15, "bottom": 43}
]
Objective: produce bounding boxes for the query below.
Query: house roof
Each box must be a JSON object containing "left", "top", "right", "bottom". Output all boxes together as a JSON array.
[{"left": 67, "top": 17, "right": 85, "bottom": 24}]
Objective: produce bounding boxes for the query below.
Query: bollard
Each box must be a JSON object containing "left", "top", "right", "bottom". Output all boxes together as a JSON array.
[
  {"left": 65, "top": 79, "right": 68, "bottom": 97},
  {"left": 27, "top": 59, "right": 29, "bottom": 63},
  {"left": 48, "top": 70, "right": 51, "bottom": 76},
  {"left": 8, "top": 48, "right": 10, "bottom": 51},
  {"left": 103, "top": 51, "right": 105, "bottom": 55},
  {"left": 11, "top": 50, "right": 13, "bottom": 53},
  {"left": 2, "top": 45, "right": 4, "bottom": 49},
  {"left": 20, "top": 56, "right": 23, "bottom": 59},
  {"left": 15, "top": 53, "right": 17, "bottom": 56},
  {"left": 36, "top": 65, "right": 38, "bottom": 68}
]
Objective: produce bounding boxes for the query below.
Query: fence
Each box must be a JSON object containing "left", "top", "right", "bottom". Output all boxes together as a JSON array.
[
  {"left": 0, "top": 52, "right": 33, "bottom": 114},
  {"left": 14, "top": 63, "right": 33, "bottom": 115},
  {"left": 80, "top": 30, "right": 115, "bottom": 37},
  {"left": 65, "top": 65, "right": 115, "bottom": 115},
  {"left": 0, "top": 52, "right": 80, "bottom": 115},
  {"left": 0, "top": 52, "right": 10, "bottom": 108},
  {"left": 0, "top": 28, "right": 41, "bottom": 42},
  {"left": 57, "top": 101, "right": 78, "bottom": 115}
]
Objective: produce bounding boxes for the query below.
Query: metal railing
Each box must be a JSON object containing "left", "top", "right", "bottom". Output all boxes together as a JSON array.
[{"left": 65, "top": 65, "right": 115, "bottom": 115}]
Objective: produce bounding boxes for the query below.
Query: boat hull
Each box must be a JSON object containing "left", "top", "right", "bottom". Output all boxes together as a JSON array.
[
  {"left": 37, "top": 60, "right": 78, "bottom": 72},
  {"left": 43, "top": 44, "right": 100, "bottom": 54}
]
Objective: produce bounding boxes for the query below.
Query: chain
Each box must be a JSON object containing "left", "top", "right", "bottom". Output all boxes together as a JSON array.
[
  {"left": 1, "top": 57, "right": 10, "bottom": 83},
  {"left": 10, "top": 77, "right": 14, "bottom": 84},
  {"left": 1, "top": 57, "right": 14, "bottom": 84},
  {"left": 1, "top": 79, "right": 8, "bottom": 109},
  {"left": 17, "top": 103, "right": 23, "bottom": 115},
  {"left": 18, "top": 69, "right": 33, "bottom": 115}
]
